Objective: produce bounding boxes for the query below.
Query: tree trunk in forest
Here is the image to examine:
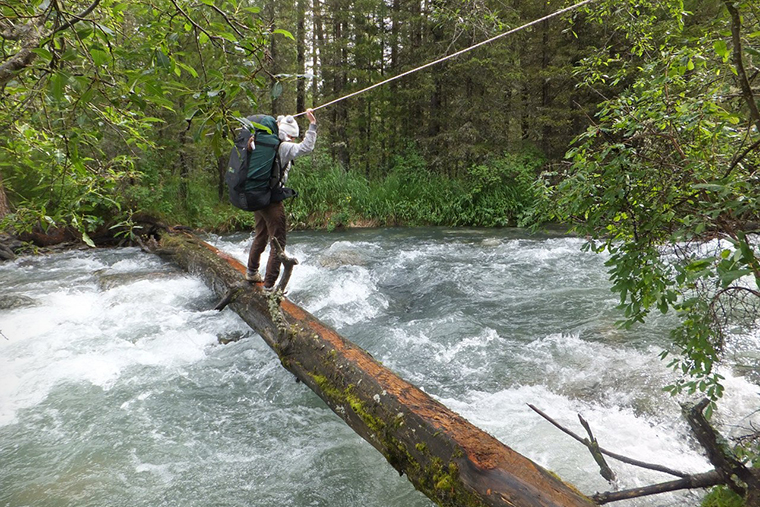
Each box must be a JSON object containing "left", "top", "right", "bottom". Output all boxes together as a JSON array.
[
  {"left": 387, "top": 0, "right": 400, "bottom": 157},
  {"left": 268, "top": 1, "right": 280, "bottom": 115},
  {"left": 0, "top": 173, "right": 10, "bottom": 219},
  {"left": 178, "top": 120, "right": 191, "bottom": 206},
  {"left": 540, "top": 16, "right": 551, "bottom": 153},
  {"left": 150, "top": 229, "right": 595, "bottom": 507},
  {"left": 312, "top": 0, "right": 325, "bottom": 103},
  {"left": 296, "top": 0, "right": 306, "bottom": 114},
  {"left": 330, "top": 4, "right": 350, "bottom": 168},
  {"left": 217, "top": 154, "right": 227, "bottom": 203}
]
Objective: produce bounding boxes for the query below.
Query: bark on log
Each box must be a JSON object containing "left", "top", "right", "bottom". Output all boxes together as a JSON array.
[{"left": 155, "top": 230, "right": 595, "bottom": 507}]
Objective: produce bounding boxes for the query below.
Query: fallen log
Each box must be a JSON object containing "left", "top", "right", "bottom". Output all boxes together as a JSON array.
[{"left": 153, "top": 229, "right": 595, "bottom": 507}]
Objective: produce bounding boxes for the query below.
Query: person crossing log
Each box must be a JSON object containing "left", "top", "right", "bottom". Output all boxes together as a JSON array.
[{"left": 150, "top": 228, "right": 594, "bottom": 507}]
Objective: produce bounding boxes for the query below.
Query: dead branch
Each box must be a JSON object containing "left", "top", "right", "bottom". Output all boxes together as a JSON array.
[
  {"left": 213, "top": 284, "right": 245, "bottom": 311},
  {"left": 528, "top": 404, "right": 689, "bottom": 478},
  {"left": 529, "top": 402, "right": 760, "bottom": 504},
  {"left": 593, "top": 470, "right": 724, "bottom": 504},
  {"left": 271, "top": 237, "right": 298, "bottom": 293},
  {"left": 578, "top": 414, "right": 615, "bottom": 482}
]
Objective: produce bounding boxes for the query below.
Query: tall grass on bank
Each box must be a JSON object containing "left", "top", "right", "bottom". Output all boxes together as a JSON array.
[{"left": 287, "top": 149, "right": 543, "bottom": 230}]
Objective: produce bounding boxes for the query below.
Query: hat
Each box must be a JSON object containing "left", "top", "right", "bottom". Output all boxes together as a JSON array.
[{"left": 276, "top": 115, "right": 299, "bottom": 141}]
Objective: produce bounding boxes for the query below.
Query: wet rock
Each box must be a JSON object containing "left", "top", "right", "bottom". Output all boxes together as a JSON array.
[
  {"left": 95, "top": 270, "right": 183, "bottom": 291},
  {"left": 0, "top": 245, "right": 14, "bottom": 261},
  {"left": 0, "top": 233, "right": 26, "bottom": 262},
  {"left": 17, "top": 226, "right": 76, "bottom": 247},
  {"left": 218, "top": 330, "right": 250, "bottom": 345},
  {"left": 0, "top": 294, "right": 37, "bottom": 310},
  {"left": 317, "top": 250, "right": 368, "bottom": 268}
]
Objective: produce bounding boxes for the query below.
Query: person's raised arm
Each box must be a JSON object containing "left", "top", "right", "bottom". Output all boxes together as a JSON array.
[{"left": 280, "top": 109, "right": 317, "bottom": 163}]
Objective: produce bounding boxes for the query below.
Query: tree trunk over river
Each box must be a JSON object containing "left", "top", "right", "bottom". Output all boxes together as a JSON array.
[{"left": 153, "top": 230, "right": 595, "bottom": 507}]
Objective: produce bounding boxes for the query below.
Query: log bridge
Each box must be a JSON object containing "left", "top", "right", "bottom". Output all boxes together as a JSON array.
[{"left": 152, "top": 230, "right": 595, "bottom": 507}]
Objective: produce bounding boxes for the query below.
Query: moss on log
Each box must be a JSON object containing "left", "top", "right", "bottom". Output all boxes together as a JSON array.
[{"left": 156, "top": 230, "right": 595, "bottom": 507}]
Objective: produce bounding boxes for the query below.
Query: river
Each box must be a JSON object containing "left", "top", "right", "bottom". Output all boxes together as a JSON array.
[{"left": 1, "top": 227, "right": 758, "bottom": 507}]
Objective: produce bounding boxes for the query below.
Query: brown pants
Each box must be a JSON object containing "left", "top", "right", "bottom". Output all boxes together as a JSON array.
[{"left": 247, "top": 200, "right": 287, "bottom": 288}]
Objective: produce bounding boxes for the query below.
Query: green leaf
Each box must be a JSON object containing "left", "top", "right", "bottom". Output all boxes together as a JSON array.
[
  {"left": 61, "top": 49, "right": 79, "bottom": 62},
  {"left": 50, "top": 72, "right": 67, "bottom": 102},
  {"left": 176, "top": 61, "right": 199, "bottom": 78},
  {"left": 81, "top": 231, "right": 96, "bottom": 248},
  {"left": 95, "top": 23, "right": 115, "bottom": 36},
  {"left": 79, "top": 87, "right": 94, "bottom": 105},
  {"left": 719, "top": 269, "right": 751, "bottom": 286},
  {"left": 32, "top": 48, "right": 52, "bottom": 61},
  {"left": 76, "top": 25, "right": 94, "bottom": 40},
  {"left": 271, "top": 81, "right": 283, "bottom": 99},
  {"left": 154, "top": 49, "right": 171, "bottom": 70},
  {"left": 273, "top": 28, "right": 295, "bottom": 40},
  {"left": 746, "top": 47, "right": 760, "bottom": 60},
  {"left": 713, "top": 40, "right": 729, "bottom": 62},
  {"left": 147, "top": 96, "right": 176, "bottom": 110},
  {"left": 90, "top": 48, "right": 110, "bottom": 66}
]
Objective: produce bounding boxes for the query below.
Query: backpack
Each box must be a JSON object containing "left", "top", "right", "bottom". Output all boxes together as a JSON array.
[{"left": 226, "top": 115, "right": 294, "bottom": 211}]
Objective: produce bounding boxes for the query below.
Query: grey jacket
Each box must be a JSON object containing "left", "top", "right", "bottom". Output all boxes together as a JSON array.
[{"left": 278, "top": 123, "right": 317, "bottom": 184}]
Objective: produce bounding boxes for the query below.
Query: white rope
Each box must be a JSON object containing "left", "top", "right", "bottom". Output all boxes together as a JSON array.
[{"left": 293, "top": 0, "right": 597, "bottom": 117}]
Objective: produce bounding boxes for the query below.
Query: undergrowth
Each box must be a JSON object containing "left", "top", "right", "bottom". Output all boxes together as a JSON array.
[{"left": 2, "top": 147, "right": 544, "bottom": 235}]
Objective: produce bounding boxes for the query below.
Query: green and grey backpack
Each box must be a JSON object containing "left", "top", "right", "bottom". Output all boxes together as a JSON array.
[{"left": 226, "top": 115, "right": 287, "bottom": 211}]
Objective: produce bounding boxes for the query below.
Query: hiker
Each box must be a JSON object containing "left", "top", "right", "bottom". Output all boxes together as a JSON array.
[{"left": 246, "top": 109, "right": 318, "bottom": 288}]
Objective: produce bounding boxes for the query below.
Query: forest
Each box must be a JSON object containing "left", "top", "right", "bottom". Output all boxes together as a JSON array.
[{"left": 1, "top": 0, "right": 759, "bottom": 505}]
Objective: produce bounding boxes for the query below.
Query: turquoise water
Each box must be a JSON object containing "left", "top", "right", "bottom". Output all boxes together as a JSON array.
[{"left": 1, "top": 228, "right": 758, "bottom": 506}]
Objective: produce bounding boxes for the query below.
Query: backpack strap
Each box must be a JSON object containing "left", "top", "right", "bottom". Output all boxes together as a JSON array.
[{"left": 269, "top": 142, "right": 284, "bottom": 189}]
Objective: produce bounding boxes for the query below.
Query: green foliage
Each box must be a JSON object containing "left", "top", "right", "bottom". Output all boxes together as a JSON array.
[
  {"left": 701, "top": 486, "right": 745, "bottom": 507},
  {"left": 457, "top": 152, "right": 542, "bottom": 227},
  {"left": 0, "top": 121, "right": 139, "bottom": 238},
  {"left": 0, "top": 0, "right": 276, "bottom": 238},
  {"left": 287, "top": 149, "right": 541, "bottom": 229},
  {"left": 534, "top": 0, "right": 760, "bottom": 400}
]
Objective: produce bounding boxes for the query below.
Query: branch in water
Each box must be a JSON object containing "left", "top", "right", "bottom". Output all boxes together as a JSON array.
[
  {"left": 271, "top": 237, "right": 298, "bottom": 293},
  {"left": 577, "top": 413, "right": 615, "bottom": 482},
  {"left": 527, "top": 404, "right": 689, "bottom": 478},
  {"left": 593, "top": 471, "right": 724, "bottom": 504}
]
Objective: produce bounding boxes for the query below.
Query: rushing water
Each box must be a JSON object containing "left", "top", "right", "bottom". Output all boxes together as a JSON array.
[{"left": 1, "top": 227, "right": 758, "bottom": 507}]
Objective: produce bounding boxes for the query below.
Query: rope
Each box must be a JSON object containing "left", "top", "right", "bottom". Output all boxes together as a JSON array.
[{"left": 293, "top": 0, "right": 597, "bottom": 118}]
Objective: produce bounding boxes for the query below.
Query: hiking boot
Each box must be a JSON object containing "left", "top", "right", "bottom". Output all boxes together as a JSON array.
[{"left": 245, "top": 270, "right": 262, "bottom": 282}]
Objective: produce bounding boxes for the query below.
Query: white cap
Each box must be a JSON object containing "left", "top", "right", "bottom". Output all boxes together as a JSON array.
[{"left": 276, "top": 115, "right": 299, "bottom": 141}]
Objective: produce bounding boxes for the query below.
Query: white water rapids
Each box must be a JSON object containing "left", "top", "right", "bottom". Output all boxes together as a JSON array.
[{"left": 1, "top": 227, "right": 758, "bottom": 507}]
